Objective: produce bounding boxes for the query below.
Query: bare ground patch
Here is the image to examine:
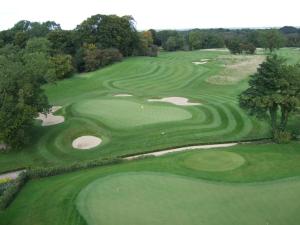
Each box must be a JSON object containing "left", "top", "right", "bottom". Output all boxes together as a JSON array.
[{"left": 207, "top": 55, "right": 265, "bottom": 85}]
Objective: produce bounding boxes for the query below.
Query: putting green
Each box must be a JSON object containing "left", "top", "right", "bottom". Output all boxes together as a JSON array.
[
  {"left": 76, "top": 173, "right": 300, "bottom": 225},
  {"left": 183, "top": 150, "right": 245, "bottom": 172},
  {"left": 73, "top": 99, "right": 193, "bottom": 129}
]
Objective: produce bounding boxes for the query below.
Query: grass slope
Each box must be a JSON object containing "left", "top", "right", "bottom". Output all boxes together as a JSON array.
[
  {"left": 0, "top": 49, "right": 299, "bottom": 172},
  {"left": 0, "top": 143, "right": 300, "bottom": 225}
]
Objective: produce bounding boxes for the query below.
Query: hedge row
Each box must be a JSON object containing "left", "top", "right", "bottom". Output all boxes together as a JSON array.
[{"left": 0, "top": 157, "right": 123, "bottom": 210}]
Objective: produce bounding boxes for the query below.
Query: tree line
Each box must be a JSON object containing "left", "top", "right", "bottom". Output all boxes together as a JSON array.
[{"left": 153, "top": 26, "right": 300, "bottom": 53}]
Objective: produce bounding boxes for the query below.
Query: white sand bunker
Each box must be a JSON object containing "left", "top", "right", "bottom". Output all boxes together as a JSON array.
[
  {"left": 114, "top": 94, "right": 133, "bottom": 97},
  {"left": 201, "top": 48, "right": 228, "bottom": 52},
  {"left": 72, "top": 136, "right": 102, "bottom": 150},
  {"left": 36, "top": 106, "right": 64, "bottom": 126},
  {"left": 192, "top": 59, "right": 210, "bottom": 65},
  {"left": 148, "top": 97, "right": 201, "bottom": 106},
  {"left": 0, "top": 144, "right": 7, "bottom": 150},
  {"left": 192, "top": 62, "right": 207, "bottom": 65}
]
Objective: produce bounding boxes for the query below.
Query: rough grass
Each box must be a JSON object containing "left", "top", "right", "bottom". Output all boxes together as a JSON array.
[
  {"left": 206, "top": 55, "right": 265, "bottom": 85},
  {"left": 0, "top": 142, "right": 300, "bottom": 225}
]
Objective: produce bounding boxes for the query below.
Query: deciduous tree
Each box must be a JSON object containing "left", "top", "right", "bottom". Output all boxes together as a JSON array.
[{"left": 239, "top": 55, "right": 300, "bottom": 142}]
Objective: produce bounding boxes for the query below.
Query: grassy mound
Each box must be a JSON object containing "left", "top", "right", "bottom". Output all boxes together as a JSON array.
[
  {"left": 73, "top": 99, "right": 192, "bottom": 129},
  {"left": 76, "top": 172, "right": 300, "bottom": 225},
  {"left": 182, "top": 150, "right": 245, "bottom": 171}
]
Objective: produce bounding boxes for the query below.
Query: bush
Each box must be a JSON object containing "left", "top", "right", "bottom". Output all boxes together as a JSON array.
[
  {"left": 0, "top": 179, "right": 13, "bottom": 196},
  {"left": 0, "top": 157, "right": 122, "bottom": 210},
  {"left": 240, "top": 43, "right": 256, "bottom": 54},
  {"left": 50, "top": 54, "right": 74, "bottom": 79},
  {"left": 226, "top": 39, "right": 256, "bottom": 55},
  {"left": 147, "top": 45, "right": 159, "bottom": 57},
  {"left": 0, "top": 172, "right": 28, "bottom": 210},
  {"left": 83, "top": 44, "right": 123, "bottom": 72},
  {"left": 273, "top": 130, "right": 292, "bottom": 144},
  {"left": 27, "top": 157, "right": 122, "bottom": 179}
]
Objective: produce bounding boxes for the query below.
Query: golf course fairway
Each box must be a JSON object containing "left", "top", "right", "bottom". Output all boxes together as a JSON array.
[{"left": 76, "top": 172, "right": 300, "bottom": 225}]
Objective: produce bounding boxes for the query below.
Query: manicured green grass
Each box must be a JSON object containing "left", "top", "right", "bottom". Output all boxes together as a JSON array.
[
  {"left": 182, "top": 150, "right": 245, "bottom": 171},
  {"left": 0, "top": 142, "right": 300, "bottom": 225},
  {"left": 0, "top": 49, "right": 299, "bottom": 173},
  {"left": 73, "top": 98, "right": 192, "bottom": 129},
  {"left": 77, "top": 172, "right": 300, "bottom": 225}
]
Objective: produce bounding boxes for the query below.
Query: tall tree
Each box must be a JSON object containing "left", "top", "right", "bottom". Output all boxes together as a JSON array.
[
  {"left": 239, "top": 55, "right": 300, "bottom": 141},
  {"left": 76, "top": 14, "right": 138, "bottom": 56},
  {"left": 260, "top": 29, "right": 285, "bottom": 52},
  {"left": 0, "top": 54, "right": 50, "bottom": 148}
]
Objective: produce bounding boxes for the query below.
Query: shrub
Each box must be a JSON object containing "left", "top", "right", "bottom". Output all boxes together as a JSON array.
[
  {"left": 83, "top": 44, "right": 123, "bottom": 72},
  {"left": 0, "top": 172, "right": 28, "bottom": 210},
  {"left": 0, "top": 157, "right": 122, "bottom": 210},
  {"left": 50, "top": 54, "right": 74, "bottom": 79},
  {"left": 273, "top": 130, "right": 292, "bottom": 144},
  {"left": 226, "top": 39, "right": 256, "bottom": 55},
  {"left": 0, "top": 179, "right": 13, "bottom": 196},
  {"left": 27, "top": 157, "right": 122, "bottom": 179}
]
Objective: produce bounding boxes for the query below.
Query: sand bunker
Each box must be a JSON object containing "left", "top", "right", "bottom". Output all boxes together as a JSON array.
[
  {"left": 36, "top": 106, "right": 64, "bottom": 126},
  {"left": 201, "top": 48, "right": 228, "bottom": 52},
  {"left": 148, "top": 97, "right": 201, "bottom": 106},
  {"left": 0, "top": 144, "right": 7, "bottom": 150},
  {"left": 72, "top": 136, "right": 102, "bottom": 150},
  {"left": 114, "top": 94, "right": 133, "bottom": 97},
  {"left": 192, "top": 61, "right": 207, "bottom": 65},
  {"left": 193, "top": 59, "right": 210, "bottom": 65}
]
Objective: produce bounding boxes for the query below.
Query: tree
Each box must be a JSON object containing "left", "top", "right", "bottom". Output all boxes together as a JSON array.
[
  {"left": 240, "top": 42, "right": 256, "bottom": 54},
  {"left": 76, "top": 14, "right": 139, "bottom": 56},
  {"left": 12, "top": 20, "right": 61, "bottom": 38},
  {"left": 239, "top": 55, "right": 300, "bottom": 142},
  {"left": 25, "top": 37, "right": 51, "bottom": 54},
  {"left": 47, "top": 30, "right": 78, "bottom": 55},
  {"left": 13, "top": 32, "right": 29, "bottom": 48},
  {"left": 136, "top": 31, "right": 158, "bottom": 56},
  {"left": 149, "top": 29, "right": 161, "bottom": 46},
  {"left": 260, "top": 29, "right": 285, "bottom": 52},
  {"left": 23, "top": 38, "right": 55, "bottom": 82},
  {"left": 50, "top": 54, "right": 74, "bottom": 79},
  {"left": 188, "top": 31, "right": 202, "bottom": 50},
  {"left": 226, "top": 38, "right": 243, "bottom": 54},
  {"left": 226, "top": 38, "right": 256, "bottom": 55},
  {"left": 164, "top": 36, "right": 177, "bottom": 51},
  {"left": 0, "top": 54, "right": 50, "bottom": 148},
  {"left": 82, "top": 44, "right": 122, "bottom": 72}
]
